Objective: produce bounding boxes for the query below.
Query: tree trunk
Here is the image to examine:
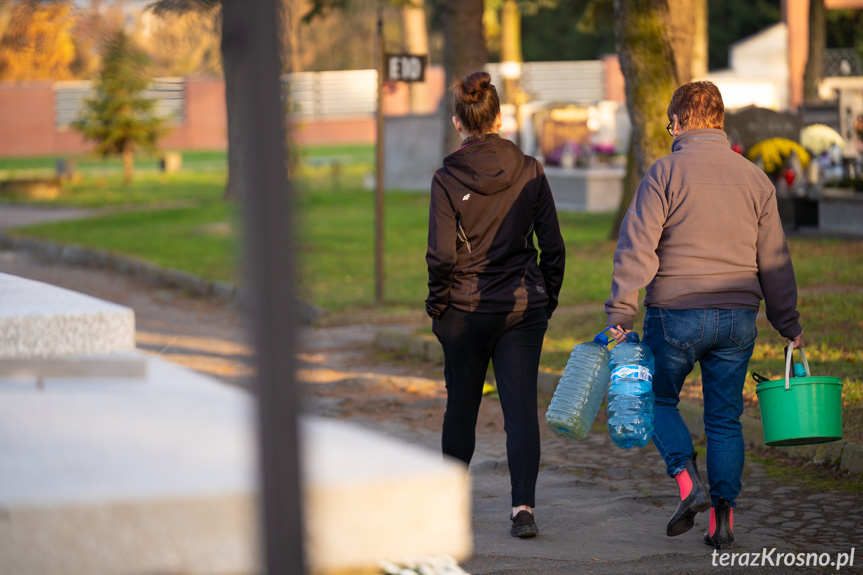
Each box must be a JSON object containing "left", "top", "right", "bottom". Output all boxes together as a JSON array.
[
  {"left": 803, "top": 0, "right": 826, "bottom": 104},
  {"left": 122, "top": 145, "right": 134, "bottom": 184},
  {"left": 610, "top": 0, "right": 692, "bottom": 239},
  {"left": 279, "top": 0, "right": 301, "bottom": 73},
  {"left": 402, "top": 0, "right": 429, "bottom": 113},
  {"left": 665, "top": 0, "right": 696, "bottom": 86},
  {"left": 500, "top": 0, "right": 522, "bottom": 106},
  {"left": 441, "top": 0, "right": 487, "bottom": 156},
  {"left": 690, "top": 0, "right": 708, "bottom": 79},
  {"left": 221, "top": 9, "right": 244, "bottom": 200}
]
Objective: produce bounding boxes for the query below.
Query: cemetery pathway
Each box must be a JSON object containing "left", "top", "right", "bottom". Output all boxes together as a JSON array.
[
  {"left": 0, "top": 249, "right": 860, "bottom": 575},
  {"left": 0, "top": 205, "right": 99, "bottom": 230}
]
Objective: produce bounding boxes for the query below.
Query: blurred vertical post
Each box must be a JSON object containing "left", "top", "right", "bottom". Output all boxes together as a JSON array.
[
  {"left": 221, "top": 1, "right": 305, "bottom": 574},
  {"left": 375, "top": 10, "right": 385, "bottom": 306}
]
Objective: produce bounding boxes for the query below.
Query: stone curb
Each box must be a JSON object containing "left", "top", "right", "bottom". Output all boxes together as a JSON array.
[
  {"left": 0, "top": 232, "right": 323, "bottom": 325},
  {"left": 375, "top": 328, "right": 863, "bottom": 477}
]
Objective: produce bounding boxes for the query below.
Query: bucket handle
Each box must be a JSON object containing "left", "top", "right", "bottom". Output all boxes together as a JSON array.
[{"left": 784, "top": 342, "right": 811, "bottom": 391}]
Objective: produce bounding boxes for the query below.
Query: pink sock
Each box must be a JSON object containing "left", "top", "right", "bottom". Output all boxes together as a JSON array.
[{"left": 675, "top": 469, "right": 693, "bottom": 499}]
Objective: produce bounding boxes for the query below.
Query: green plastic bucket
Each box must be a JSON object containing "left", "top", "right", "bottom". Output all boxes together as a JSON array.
[{"left": 755, "top": 345, "right": 843, "bottom": 447}]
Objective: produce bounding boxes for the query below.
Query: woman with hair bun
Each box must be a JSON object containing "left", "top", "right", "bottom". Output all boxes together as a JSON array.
[{"left": 426, "top": 70, "right": 565, "bottom": 538}]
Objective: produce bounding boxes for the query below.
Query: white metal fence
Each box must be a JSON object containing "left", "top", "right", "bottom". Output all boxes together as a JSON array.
[
  {"left": 284, "top": 69, "right": 377, "bottom": 118},
  {"left": 486, "top": 60, "right": 606, "bottom": 104},
  {"left": 54, "top": 77, "right": 186, "bottom": 129},
  {"left": 52, "top": 61, "right": 607, "bottom": 127},
  {"left": 284, "top": 61, "right": 607, "bottom": 119}
]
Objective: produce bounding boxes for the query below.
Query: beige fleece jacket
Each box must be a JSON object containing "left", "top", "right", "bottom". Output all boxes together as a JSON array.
[{"left": 605, "top": 128, "right": 802, "bottom": 339}]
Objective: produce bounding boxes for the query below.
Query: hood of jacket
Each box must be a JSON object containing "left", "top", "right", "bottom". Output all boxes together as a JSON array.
[{"left": 441, "top": 134, "right": 526, "bottom": 196}]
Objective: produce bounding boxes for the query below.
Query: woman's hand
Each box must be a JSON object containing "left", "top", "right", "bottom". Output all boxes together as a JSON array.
[
  {"left": 787, "top": 330, "right": 805, "bottom": 350},
  {"left": 607, "top": 325, "right": 631, "bottom": 344}
]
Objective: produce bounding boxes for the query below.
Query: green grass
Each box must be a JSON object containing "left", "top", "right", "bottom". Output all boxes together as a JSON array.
[
  {"left": 295, "top": 184, "right": 429, "bottom": 309},
  {"left": 17, "top": 200, "right": 239, "bottom": 282},
  {"left": 0, "top": 150, "right": 228, "bottom": 175},
  {"left": 0, "top": 144, "right": 372, "bottom": 180},
  {"left": 745, "top": 451, "right": 863, "bottom": 492},
  {"left": 297, "top": 143, "right": 374, "bottom": 164},
  {"left": 1, "top": 171, "right": 226, "bottom": 208},
  {"left": 3, "top": 147, "right": 861, "bottom": 442}
]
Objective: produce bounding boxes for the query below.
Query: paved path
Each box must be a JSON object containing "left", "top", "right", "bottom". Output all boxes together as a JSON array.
[
  {"left": 0, "top": 205, "right": 99, "bottom": 230},
  {"left": 303, "top": 330, "right": 863, "bottom": 575},
  {"left": 1, "top": 247, "right": 860, "bottom": 574}
]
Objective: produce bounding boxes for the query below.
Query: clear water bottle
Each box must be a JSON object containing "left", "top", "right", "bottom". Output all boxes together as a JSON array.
[
  {"left": 607, "top": 331, "right": 655, "bottom": 448},
  {"left": 545, "top": 329, "right": 612, "bottom": 440}
]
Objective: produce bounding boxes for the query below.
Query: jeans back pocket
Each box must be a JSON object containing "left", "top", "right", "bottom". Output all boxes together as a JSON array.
[
  {"left": 729, "top": 309, "right": 758, "bottom": 346},
  {"left": 660, "top": 309, "right": 706, "bottom": 349}
]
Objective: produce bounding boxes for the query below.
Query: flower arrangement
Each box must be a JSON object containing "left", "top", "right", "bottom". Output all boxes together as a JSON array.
[
  {"left": 800, "top": 124, "right": 844, "bottom": 156},
  {"left": 592, "top": 142, "right": 617, "bottom": 156},
  {"left": 746, "top": 138, "right": 811, "bottom": 176}
]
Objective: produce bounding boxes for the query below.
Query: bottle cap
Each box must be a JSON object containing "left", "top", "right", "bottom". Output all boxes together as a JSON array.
[
  {"left": 792, "top": 362, "right": 806, "bottom": 378},
  {"left": 594, "top": 327, "right": 612, "bottom": 346},
  {"left": 626, "top": 331, "right": 640, "bottom": 343}
]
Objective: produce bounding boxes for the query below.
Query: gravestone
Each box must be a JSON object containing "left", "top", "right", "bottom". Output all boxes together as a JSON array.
[
  {"left": 55, "top": 158, "right": 78, "bottom": 181},
  {"left": 535, "top": 105, "right": 592, "bottom": 163},
  {"left": 160, "top": 151, "right": 183, "bottom": 173},
  {"left": 725, "top": 106, "right": 802, "bottom": 148}
]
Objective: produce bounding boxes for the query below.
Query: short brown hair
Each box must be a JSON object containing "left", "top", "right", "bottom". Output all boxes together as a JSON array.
[
  {"left": 667, "top": 81, "right": 724, "bottom": 131},
  {"left": 451, "top": 71, "right": 500, "bottom": 134}
]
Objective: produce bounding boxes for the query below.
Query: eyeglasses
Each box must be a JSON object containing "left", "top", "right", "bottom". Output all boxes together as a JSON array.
[{"left": 666, "top": 121, "right": 674, "bottom": 137}]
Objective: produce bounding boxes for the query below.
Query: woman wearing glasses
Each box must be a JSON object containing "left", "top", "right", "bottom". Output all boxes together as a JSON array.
[{"left": 606, "top": 81, "right": 804, "bottom": 550}]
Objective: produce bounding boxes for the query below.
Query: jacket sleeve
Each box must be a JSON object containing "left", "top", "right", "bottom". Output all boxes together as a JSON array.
[
  {"left": 605, "top": 172, "right": 666, "bottom": 330},
  {"left": 755, "top": 187, "right": 803, "bottom": 338},
  {"left": 426, "top": 174, "right": 457, "bottom": 319},
  {"left": 533, "top": 169, "right": 566, "bottom": 318}
]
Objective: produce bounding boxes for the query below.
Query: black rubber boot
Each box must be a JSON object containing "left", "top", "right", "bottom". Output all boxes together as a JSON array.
[
  {"left": 666, "top": 452, "right": 711, "bottom": 536},
  {"left": 704, "top": 498, "right": 734, "bottom": 549}
]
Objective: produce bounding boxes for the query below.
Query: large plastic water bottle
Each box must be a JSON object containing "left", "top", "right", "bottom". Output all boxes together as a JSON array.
[
  {"left": 545, "top": 329, "right": 612, "bottom": 440},
  {"left": 607, "top": 331, "right": 655, "bottom": 448}
]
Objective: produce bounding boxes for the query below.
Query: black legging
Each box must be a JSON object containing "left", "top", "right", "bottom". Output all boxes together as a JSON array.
[{"left": 433, "top": 306, "right": 548, "bottom": 507}]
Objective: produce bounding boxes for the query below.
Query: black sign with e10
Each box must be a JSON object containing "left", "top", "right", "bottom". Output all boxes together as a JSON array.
[{"left": 386, "top": 54, "right": 427, "bottom": 83}]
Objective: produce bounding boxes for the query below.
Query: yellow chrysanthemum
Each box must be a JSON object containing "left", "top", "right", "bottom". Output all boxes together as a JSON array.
[{"left": 747, "top": 138, "right": 811, "bottom": 176}]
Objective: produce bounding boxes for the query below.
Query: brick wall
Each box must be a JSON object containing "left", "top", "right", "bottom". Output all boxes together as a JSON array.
[
  {"left": 0, "top": 60, "right": 617, "bottom": 155},
  {"left": 0, "top": 82, "right": 56, "bottom": 156},
  {"left": 0, "top": 78, "right": 230, "bottom": 157}
]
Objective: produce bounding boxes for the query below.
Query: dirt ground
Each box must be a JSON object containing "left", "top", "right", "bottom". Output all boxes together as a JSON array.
[{"left": 3, "top": 248, "right": 862, "bottom": 574}]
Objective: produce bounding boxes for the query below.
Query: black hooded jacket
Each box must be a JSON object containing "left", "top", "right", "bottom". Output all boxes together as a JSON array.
[{"left": 426, "top": 134, "right": 565, "bottom": 319}]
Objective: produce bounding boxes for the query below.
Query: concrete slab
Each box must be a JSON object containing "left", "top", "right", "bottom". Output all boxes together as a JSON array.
[
  {"left": 0, "top": 272, "right": 135, "bottom": 359},
  {"left": 385, "top": 114, "right": 445, "bottom": 192},
  {"left": 545, "top": 167, "right": 624, "bottom": 212},
  {"left": 0, "top": 354, "right": 258, "bottom": 575},
  {"left": 1, "top": 353, "right": 471, "bottom": 574},
  {"left": 303, "top": 418, "right": 471, "bottom": 573},
  {"left": 819, "top": 188, "right": 863, "bottom": 236}
]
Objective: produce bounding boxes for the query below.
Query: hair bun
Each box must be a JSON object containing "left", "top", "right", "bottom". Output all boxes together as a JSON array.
[
  {"left": 462, "top": 71, "right": 491, "bottom": 103},
  {"left": 450, "top": 70, "right": 500, "bottom": 135}
]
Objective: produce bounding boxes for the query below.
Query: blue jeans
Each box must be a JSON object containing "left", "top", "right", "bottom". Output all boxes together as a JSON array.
[{"left": 643, "top": 307, "right": 758, "bottom": 508}]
